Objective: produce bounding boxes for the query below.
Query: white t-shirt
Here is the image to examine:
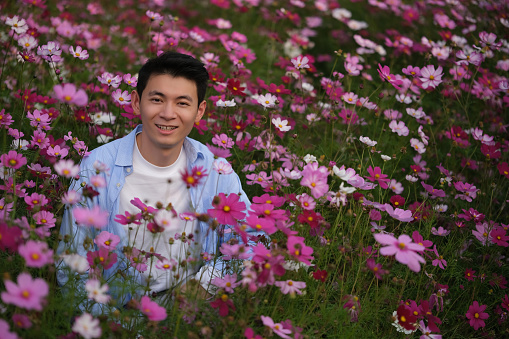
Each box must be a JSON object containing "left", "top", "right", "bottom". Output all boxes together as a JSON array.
[{"left": 118, "top": 137, "right": 198, "bottom": 293}]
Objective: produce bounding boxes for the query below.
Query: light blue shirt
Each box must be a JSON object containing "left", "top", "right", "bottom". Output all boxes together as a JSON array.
[{"left": 57, "top": 124, "right": 256, "bottom": 308}]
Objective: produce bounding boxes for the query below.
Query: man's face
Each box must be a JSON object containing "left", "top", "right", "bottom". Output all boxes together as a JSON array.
[{"left": 131, "top": 74, "right": 206, "bottom": 166}]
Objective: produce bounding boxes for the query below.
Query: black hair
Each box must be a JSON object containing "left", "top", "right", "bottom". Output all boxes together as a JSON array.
[{"left": 136, "top": 51, "right": 209, "bottom": 104}]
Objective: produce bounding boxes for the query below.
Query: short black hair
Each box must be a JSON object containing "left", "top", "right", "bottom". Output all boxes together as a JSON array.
[{"left": 136, "top": 52, "right": 209, "bottom": 104}]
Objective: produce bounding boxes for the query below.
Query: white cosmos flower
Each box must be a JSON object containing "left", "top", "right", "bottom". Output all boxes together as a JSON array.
[
  {"left": 272, "top": 117, "right": 291, "bottom": 132},
  {"left": 359, "top": 136, "right": 377, "bottom": 146},
  {"left": 215, "top": 99, "right": 236, "bottom": 107}
]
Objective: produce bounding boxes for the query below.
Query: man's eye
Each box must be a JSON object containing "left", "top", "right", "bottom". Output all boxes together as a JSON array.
[
  {"left": 151, "top": 98, "right": 161, "bottom": 103},
  {"left": 178, "top": 102, "right": 190, "bottom": 106}
]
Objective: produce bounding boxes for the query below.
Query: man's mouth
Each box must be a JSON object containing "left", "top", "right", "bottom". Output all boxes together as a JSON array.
[{"left": 156, "top": 124, "right": 177, "bottom": 131}]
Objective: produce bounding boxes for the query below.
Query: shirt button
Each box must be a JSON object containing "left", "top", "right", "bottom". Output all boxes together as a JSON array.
[
  {"left": 116, "top": 183, "right": 121, "bottom": 187},
  {"left": 126, "top": 168, "right": 131, "bottom": 173}
]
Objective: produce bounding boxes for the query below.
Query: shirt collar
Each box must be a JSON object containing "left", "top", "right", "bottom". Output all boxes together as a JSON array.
[{"left": 114, "top": 124, "right": 205, "bottom": 167}]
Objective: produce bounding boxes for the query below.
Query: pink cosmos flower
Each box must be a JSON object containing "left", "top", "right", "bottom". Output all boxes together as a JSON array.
[
  {"left": 211, "top": 273, "right": 240, "bottom": 293},
  {"left": 0, "top": 150, "right": 27, "bottom": 169},
  {"left": 365, "top": 166, "right": 390, "bottom": 189},
  {"left": 1, "top": 272, "right": 49, "bottom": 311},
  {"left": 139, "top": 296, "right": 167, "bottom": 321},
  {"left": 291, "top": 55, "right": 310, "bottom": 69},
  {"left": 94, "top": 231, "right": 120, "bottom": 250},
  {"left": 208, "top": 193, "right": 246, "bottom": 225},
  {"left": 366, "top": 258, "right": 387, "bottom": 280},
  {"left": 261, "top": 315, "right": 292, "bottom": 339},
  {"left": 111, "top": 89, "right": 131, "bottom": 105},
  {"left": 389, "top": 120, "right": 409, "bottom": 136},
  {"left": 465, "top": 301, "right": 488, "bottom": 330},
  {"left": 378, "top": 64, "right": 404, "bottom": 89},
  {"left": 300, "top": 163, "right": 329, "bottom": 199},
  {"left": 246, "top": 214, "right": 277, "bottom": 235},
  {"left": 257, "top": 93, "right": 277, "bottom": 108},
  {"left": 73, "top": 205, "right": 109, "bottom": 229},
  {"left": 54, "top": 159, "right": 80, "bottom": 178},
  {"left": 24, "top": 192, "right": 48, "bottom": 209},
  {"left": 453, "top": 181, "right": 478, "bottom": 202},
  {"left": 155, "top": 258, "right": 177, "bottom": 270},
  {"left": 287, "top": 236, "right": 314, "bottom": 265},
  {"left": 374, "top": 233, "right": 425, "bottom": 272},
  {"left": 419, "top": 65, "right": 443, "bottom": 89},
  {"left": 0, "top": 319, "right": 18, "bottom": 339},
  {"left": 212, "top": 133, "right": 234, "bottom": 149},
  {"left": 490, "top": 228, "right": 509, "bottom": 247},
  {"left": 12, "top": 313, "right": 32, "bottom": 329},
  {"left": 275, "top": 280, "right": 306, "bottom": 295},
  {"left": 97, "top": 72, "right": 122, "bottom": 88},
  {"left": 53, "top": 83, "right": 88, "bottom": 106},
  {"left": 69, "top": 46, "right": 89, "bottom": 60},
  {"left": 18, "top": 240, "right": 54, "bottom": 268},
  {"left": 212, "top": 160, "right": 233, "bottom": 175},
  {"left": 86, "top": 247, "right": 118, "bottom": 270}
]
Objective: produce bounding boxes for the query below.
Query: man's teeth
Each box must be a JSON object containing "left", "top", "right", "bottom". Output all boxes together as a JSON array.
[{"left": 157, "top": 125, "right": 177, "bottom": 131}]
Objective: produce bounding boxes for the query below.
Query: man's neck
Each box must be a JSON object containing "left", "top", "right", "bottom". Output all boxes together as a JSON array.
[{"left": 135, "top": 133, "right": 183, "bottom": 167}]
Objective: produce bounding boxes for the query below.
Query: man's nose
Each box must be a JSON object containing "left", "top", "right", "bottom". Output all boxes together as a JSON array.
[{"left": 160, "top": 103, "right": 177, "bottom": 119}]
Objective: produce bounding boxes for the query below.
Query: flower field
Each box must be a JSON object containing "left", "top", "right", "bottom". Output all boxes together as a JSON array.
[{"left": 1, "top": 0, "right": 509, "bottom": 338}]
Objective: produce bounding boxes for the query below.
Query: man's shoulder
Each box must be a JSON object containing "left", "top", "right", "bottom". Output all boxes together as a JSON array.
[{"left": 81, "top": 127, "right": 138, "bottom": 168}]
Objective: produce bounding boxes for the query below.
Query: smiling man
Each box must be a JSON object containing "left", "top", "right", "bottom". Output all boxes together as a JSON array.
[{"left": 58, "top": 52, "right": 256, "bottom": 309}]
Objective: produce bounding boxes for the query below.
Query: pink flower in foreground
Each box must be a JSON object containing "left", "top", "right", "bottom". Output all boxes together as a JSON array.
[
  {"left": 465, "top": 301, "right": 488, "bottom": 330},
  {"left": 73, "top": 205, "right": 109, "bottom": 228},
  {"left": 0, "top": 319, "right": 18, "bottom": 339},
  {"left": 291, "top": 55, "right": 310, "bottom": 69},
  {"left": 94, "top": 231, "right": 120, "bottom": 250},
  {"left": 374, "top": 233, "right": 425, "bottom": 272},
  {"left": 419, "top": 65, "right": 443, "bottom": 89},
  {"left": 139, "top": 296, "right": 167, "bottom": 321},
  {"left": 287, "top": 236, "right": 314, "bottom": 265},
  {"left": 72, "top": 313, "right": 102, "bottom": 339},
  {"left": 86, "top": 247, "right": 117, "bottom": 270},
  {"left": 1, "top": 272, "right": 49, "bottom": 311},
  {"left": 54, "top": 159, "right": 79, "bottom": 178},
  {"left": 18, "top": 240, "right": 54, "bottom": 268},
  {"left": 53, "top": 83, "right": 88, "bottom": 106},
  {"left": 208, "top": 193, "right": 246, "bottom": 225},
  {"left": 261, "top": 315, "right": 292, "bottom": 339},
  {"left": 1, "top": 150, "right": 27, "bottom": 169}
]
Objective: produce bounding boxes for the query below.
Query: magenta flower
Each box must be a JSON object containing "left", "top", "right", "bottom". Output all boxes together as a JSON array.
[
  {"left": 207, "top": 193, "right": 246, "bottom": 225},
  {"left": 86, "top": 247, "right": 117, "bottom": 270},
  {"left": 490, "top": 228, "right": 509, "bottom": 247},
  {"left": 366, "top": 258, "right": 387, "bottom": 280},
  {"left": 454, "top": 181, "right": 478, "bottom": 202},
  {"left": 365, "top": 166, "right": 390, "bottom": 189},
  {"left": 287, "top": 236, "right": 314, "bottom": 265},
  {"left": 0, "top": 150, "right": 27, "bottom": 169},
  {"left": 1, "top": 272, "right": 49, "bottom": 311},
  {"left": 374, "top": 233, "right": 425, "bottom": 272},
  {"left": 465, "top": 301, "right": 488, "bottom": 330},
  {"left": 53, "top": 83, "right": 88, "bottom": 106},
  {"left": 377, "top": 64, "right": 404, "bottom": 89},
  {"left": 246, "top": 214, "right": 277, "bottom": 235},
  {"left": 93, "top": 231, "right": 120, "bottom": 250},
  {"left": 73, "top": 205, "right": 109, "bottom": 229},
  {"left": 18, "top": 240, "right": 54, "bottom": 268},
  {"left": 419, "top": 65, "right": 443, "bottom": 89}
]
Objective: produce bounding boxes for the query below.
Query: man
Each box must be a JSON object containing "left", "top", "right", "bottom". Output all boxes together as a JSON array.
[{"left": 57, "top": 52, "right": 255, "bottom": 309}]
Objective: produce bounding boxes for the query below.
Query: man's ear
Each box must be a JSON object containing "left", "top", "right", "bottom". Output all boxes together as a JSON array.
[
  {"left": 131, "top": 90, "right": 141, "bottom": 116},
  {"left": 195, "top": 100, "right": 207, "bottom": 123}
]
